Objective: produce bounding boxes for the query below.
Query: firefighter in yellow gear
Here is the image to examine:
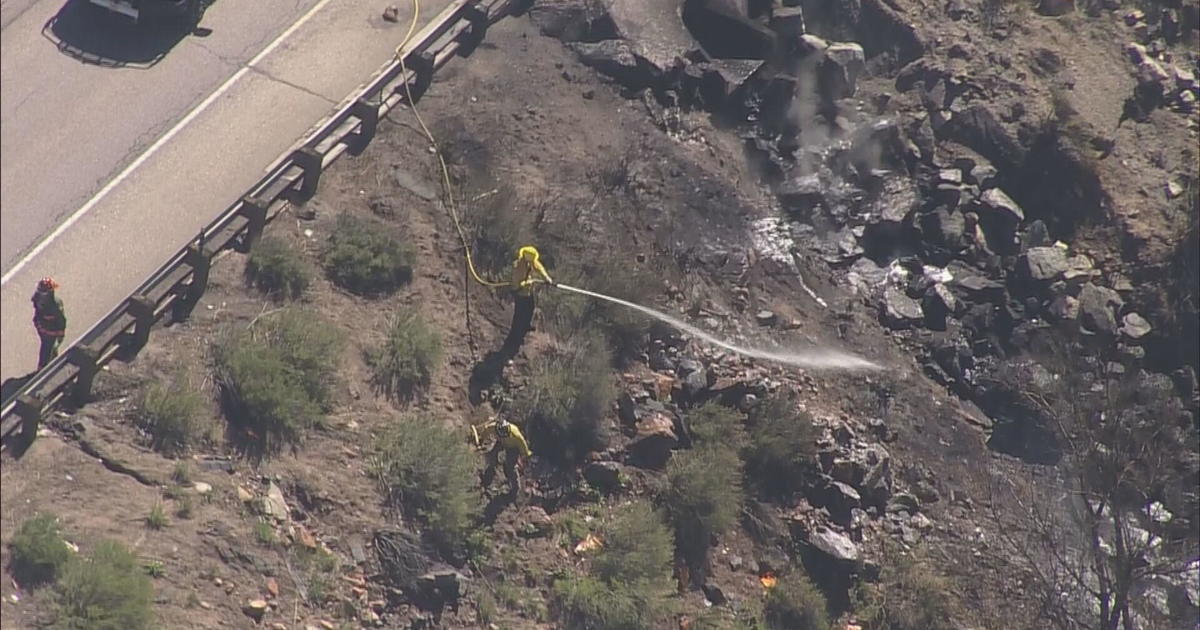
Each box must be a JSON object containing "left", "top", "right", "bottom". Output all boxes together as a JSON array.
[
  {"left": 506, "top": 246, "right": 554, "bottom": 345},
  {"left": 482, "top": 418, "right": 532, "bottom": 496}
]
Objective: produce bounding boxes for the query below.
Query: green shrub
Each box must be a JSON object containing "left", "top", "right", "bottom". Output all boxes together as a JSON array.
[
  {"left": 687, "top": 403, "right": 747, "bottom": 448},
  {"left": 663, "top": 446, "right": 743, "bottom": 582},
  {"left": 855, "top": 552, "right": 961, "bottom": 630},
  {"left": 555, "top": 499, "right": 676, "bottom": 630},
  {"left": 555, "top": 576, "right": 660, "bottom": 630},
  {"left": 9, "top": 513, "right": 71, "bottom": 587},
  {"left": 134, "top": 376, "right": 205, "bottom": 456},
  {"left": 246, "top": 236, "right": 311, "bottom": 299},
  {"left": 516, "top": 333, "right": 614, "bottom": 464},
  {"left": 253, "top": 520, "right": 277, "bottom": 546},
  {"left": 764, "top": 573, "right": 830, "bottom": 630},
  {"left": 323, "top": 213, "right": 414, "bottom": 296},
  {"left": 370, "top": 415, "right": 480, "bottom": 554},
  {"left": 213, "top": 309, "right": 343, "bottom": 453},
  {"left": 591, "top": 501, "right": 674, "bottom": 585},
  {"left": 367, "top": 307, "right": 443, "bottom": 399},
  {"left": 174, "top": 494, "right": 194, "bottom": 520},
  {"left": 745, "top": 394, "right": 818, "bottom": 497},
  {"left": 145, "top": 503, "right": 168, "bottom": 530},
  {"left": 50, "top": 540, "right": 153, "bottom": 630},
  {"left": 170, "top": 461, "right": 191, "bottom": 485}
]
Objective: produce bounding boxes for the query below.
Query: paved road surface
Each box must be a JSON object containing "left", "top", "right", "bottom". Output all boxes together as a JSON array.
[{"left": 1, "top": 0, "right": 450, "bottom": 382}]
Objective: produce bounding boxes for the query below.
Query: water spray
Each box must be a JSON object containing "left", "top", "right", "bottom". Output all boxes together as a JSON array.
[{"left": 553, "top": 283, "right": 881, "bottom": 371}]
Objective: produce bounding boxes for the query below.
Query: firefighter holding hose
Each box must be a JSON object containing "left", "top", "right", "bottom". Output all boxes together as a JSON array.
[{"left": 508, "top": 246, "right": 555, "bottom": 341}]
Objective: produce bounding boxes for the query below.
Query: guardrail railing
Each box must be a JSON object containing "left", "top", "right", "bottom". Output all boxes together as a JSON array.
[{"left": 1, "top": 0, "right": 530, "bottom": 450}]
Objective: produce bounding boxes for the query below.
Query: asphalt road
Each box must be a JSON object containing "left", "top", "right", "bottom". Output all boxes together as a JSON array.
[{"left": 1, "top": 0, "right": 451, "bottom": 382}]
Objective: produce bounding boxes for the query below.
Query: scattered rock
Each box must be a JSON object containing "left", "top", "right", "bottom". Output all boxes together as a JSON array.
[
  {"left": 702, "top": 582, "right": 727, "bottom": 605},
  {"left": 237, "top": 486, "right": 254, "bottom": 503},
  {"left": 262, "top": 482, "right": 289, "bottom": 521},
  {"left": 1021, "top": 246, "right": 1070, "bottom": 282},
  {"left": 583, "top": 461, "right": 624, "bottom": 491},
  {"left": 568, "top": 40, "right": 652, "bottom": 88},
  {"left": 266, "top": 577, "right": 279, "bottom": 598},
  {"left": 1121, "top": 312, "right": 1153, "bottom": 340},
  {"left": 887, "top": 492, "right": 921, "bottom": 514},
  {"left": 629, "top": 412, "right": 678, "bottom": 468},
  {"left": 382, "top": 5, "right": 399, "bottom": 22},
  {"left": 807, "top": 526, "right": 859, "bottom": 563},
  {"left": 979, "top": 187, "right": 1025, "bottom": 223},
  {"left": 1048, "top": 295, "right": 1080, "bottom": 321},
  {"left": 822, "top": 42, "right": 866, "bottom": 99},
  {"left": 882, "top": 286, "right": 925, "bottom": 328},
  {"left": 243, "top": 599, "right": 269, "bottom": 621},
  {"left": 1078, "top": 283, "right": 1123, "bottom": 336},
  {"left": 296, "top": 525, "right": 318, "bottom": 550},
  {"left": 520, "top": 507, "right": 554, "bottom": 538},
  {"left": 755, "top": 310, "right": 778, "bottom": 326},
  {"left": 193, "top": 481, "right": 213, "bottom": 495},
  {"left": 1037, "top": 0, "right": 1074, "bottom": 16}
]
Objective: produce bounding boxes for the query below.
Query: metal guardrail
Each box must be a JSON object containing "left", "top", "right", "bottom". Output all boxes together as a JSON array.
[{"left": 0, "top": 0, "right": 532, "bottom": 449}]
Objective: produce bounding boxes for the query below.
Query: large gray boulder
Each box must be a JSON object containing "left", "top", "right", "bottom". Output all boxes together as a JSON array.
[
  {"left": 1078, "top": 283, "right": 1123, "bottom": 336},
  {"left": 882, "top": 286, "right": 924, "bottom": 328},
  {"left": 1021, "top": 246, "right": 1070, "bottom": 282}
]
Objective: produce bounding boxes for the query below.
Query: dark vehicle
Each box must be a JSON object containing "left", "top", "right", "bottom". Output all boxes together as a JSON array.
[{"left": 87, "top": 0, "right": 202, "bottom": 27}]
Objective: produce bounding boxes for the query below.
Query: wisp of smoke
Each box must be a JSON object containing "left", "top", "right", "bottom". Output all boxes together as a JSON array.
[{"left": 555, "top": 283, "right": 881, "bottom": 371}]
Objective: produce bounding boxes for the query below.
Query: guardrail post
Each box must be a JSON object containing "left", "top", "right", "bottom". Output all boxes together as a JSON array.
[
  {"left": 16, "top": 394, "right": 43, "bottom": 448},
  {"left": 69, "top": 344, "right": 100, "bottom": 406},
  {"left": 295, "top": 147, "right": 323, "bottom": 200},
  {"left": 405, "top": 51, "right": 435, "bottom": 104},
  {"left": 457, "top": 1, "right": 489, "bottom": 58},
  {"left": 239, "top": 195, "right": 270, "bottom": 253},
  {"left": 350, "top": 98, "right": 379, "bottom": 156},
  {"left": 127, "top": 295, "right": 156, "bottom": 352},
  {"left": 173, "top": 242, "right": 213, "bottom": 321}
]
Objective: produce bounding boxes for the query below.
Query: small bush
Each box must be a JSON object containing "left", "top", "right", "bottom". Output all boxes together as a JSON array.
[
  {"left": 174, "top": 494, "right": 194, "bottom": 520},
  {"left": 213, "top": 309, "right": 343, "bottom": 453},
  {"left": 253, "top": 520, "right": 277, "bottom": 546},
  {"left": 9, "top": 513, "right": 71, "bottom": 587},
  {"left": 516, "top": 333, "right": 615, "bottom": 464},
  {"left": 663, "top": 446, "right": 743, "bottom": 582},
  {"left": 135, "top": 376, "right": 205, "bottom": 456},
  {"left": 170, "top": 461, "right": 191, "bottom": 485},
  {"left": 323, "top": 213, "right": 414, "bottom": 296},
  {"left": 292, "top": 547, "right": 338, "bottom": 603},
  {"left": 246, "top": 236, "right": 312, "bottom": 299},
  {"left": 146, "top": 503, "right": 168, "bottom": 530},
  {"left": 687, "top": 403, "right": 746, "bottom": 448},
  {"left": 367, "top": 307, "right": 443, "bottom": 399},
  {"left": 370, "top": 415, "right": 480, "bottom": 554},
  {"left": 764, "top": 573, "right": 830, "bottom": 630},
  {"left": 591, "top": 501, "right": 674, "bottom": 585},
  {"left": 51, "top": 540, "right": 154, "bottom": 630},
  {"left": 555, "top": 502, "right": 676, "bottom": 630},
  {"left": 745, "top": 394, "right": 818, "bottom": 497},
  {"left": 855, "top": 552, "right": 962, "bottom": 630}
]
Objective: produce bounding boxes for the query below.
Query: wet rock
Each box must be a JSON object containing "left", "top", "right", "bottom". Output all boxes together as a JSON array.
[
  {"left": 1078, "top": 283, "right": 1123, "bottom": 336},
  {"left": 1048, "top": 295, "right": 1080, "bottom": 321},
  {"left": 583, "top": 461, "right": 624, "bottom": 491},
  {"left": 629, "top": 412, "right": 679, "bottom": 468},
  {"left": 1021, "top": 246, "right": 1070, "bottom": 282},
  {"left": 882, "top": 286, "right": 924, "bottom": 329},
  {"left": 778, "top": 173, "right": 825, "bottom": 218},
  {"left": 921, "top": 207, "right": 967, "bottom": 250},
  {"left": 822, "top": 42, "right": 866, "bottom": 99},
  {"left": 1121, "top": 312, "right": 1153, "bottom": 340}
]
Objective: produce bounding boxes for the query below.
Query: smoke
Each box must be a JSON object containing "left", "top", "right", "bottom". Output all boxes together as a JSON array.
[{"left": 555, "top": 283, "right": 881, "bottom": 371}]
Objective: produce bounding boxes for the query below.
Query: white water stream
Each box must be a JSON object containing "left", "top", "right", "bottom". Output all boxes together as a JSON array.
[{"left": 554, "top": 283, "right": 881, "bottom": 371}]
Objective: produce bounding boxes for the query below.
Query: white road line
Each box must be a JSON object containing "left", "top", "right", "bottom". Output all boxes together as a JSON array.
[{"left": 0, "top": 0, "right": 337, "bottom": 286}]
